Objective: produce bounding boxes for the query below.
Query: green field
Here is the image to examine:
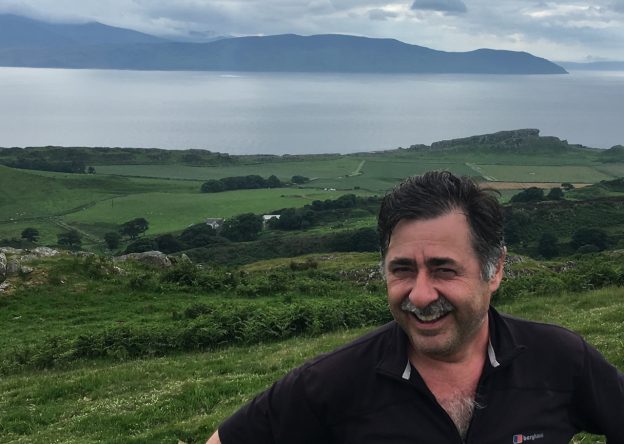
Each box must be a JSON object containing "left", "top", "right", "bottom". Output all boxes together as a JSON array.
[
  {"left": 473, "top": 164, "right": 613, "bottom": 182},
  {"left": 1, "top": 267, "right": 619, "bottom": 444},
  {"left": 3, "top": 130, "right": 623, "bottom": 251},
  {"left": 63, "top": 188, "right": 375, "bottom": 238},
  {"left": 94, "top": 157, "right": 362, "bottom": 182}
]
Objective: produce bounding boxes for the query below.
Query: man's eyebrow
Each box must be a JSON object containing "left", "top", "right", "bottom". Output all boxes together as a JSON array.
[
  {"left": 426, "top": 257, "right": 459, "bottom": 268},
  {"left": 386, "top": 258, "right": 416, "bottom": 267}
]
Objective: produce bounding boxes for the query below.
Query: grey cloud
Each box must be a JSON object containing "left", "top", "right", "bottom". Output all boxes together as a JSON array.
[
  {"left": 612, "top": 0, "right": 624, "bottom": 12},
  {"left": 368, "top": 9, "right": 399, "bottom": 21},
  {"left": 410, "top": 0, "right": 467, "bottom": 13}
]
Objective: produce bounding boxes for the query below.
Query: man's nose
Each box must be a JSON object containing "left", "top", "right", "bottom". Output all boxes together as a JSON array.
[{"left": 408, "top": 271, "right": 438, "bottom": 308}]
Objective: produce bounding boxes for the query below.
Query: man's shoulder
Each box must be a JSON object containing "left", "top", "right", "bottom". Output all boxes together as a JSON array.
[
  {"left": 498, "top": 311, "right": 585, "bottom": 350},
  {"left": 494, "top": 310, "right": 588, "bottom": 376},
  {"left": 302, "top": 321, "right": 400, "bottom": 371}
]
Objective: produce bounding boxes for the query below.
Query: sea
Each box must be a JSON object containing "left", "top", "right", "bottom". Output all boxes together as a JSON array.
[{"left": 0, "top": 67, "right": 623, "bottom": 155}]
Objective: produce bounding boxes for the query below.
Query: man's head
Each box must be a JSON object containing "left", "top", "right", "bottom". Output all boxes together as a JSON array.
[
  {"left": 379, "top": 171, "right": 506, "bottom": 361},
  {"left": 378, "top": 171, "right": 505, "bottom": 280}
]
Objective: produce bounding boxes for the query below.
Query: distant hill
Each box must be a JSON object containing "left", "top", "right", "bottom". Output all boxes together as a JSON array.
[
  {"left": 409, "top": 129, "right": 593, "bottom": 155},
  {"left": 558, "top": 61, "right": 624, "bottom": 71},
  {"left": 0, "top": 14, "right": 566, "bottom": 74},
  {"left": 0, "top": 14, "right": 165, "bottom": 47}
]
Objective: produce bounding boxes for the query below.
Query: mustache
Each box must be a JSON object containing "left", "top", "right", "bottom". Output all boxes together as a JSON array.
[{"left": 400, "top": 297, "right": 455, "bottom": 317}]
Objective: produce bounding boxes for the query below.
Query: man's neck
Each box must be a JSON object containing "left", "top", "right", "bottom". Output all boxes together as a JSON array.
[
  {"left": 409, "top": 318, "right": 489, "bottom": 399},
  {"left": 409, "top": 321, "right": 489, "bottom": 438}
]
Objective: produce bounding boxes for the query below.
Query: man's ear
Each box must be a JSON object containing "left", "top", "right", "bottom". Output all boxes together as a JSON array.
[{"left": 489, "top": 246, "right": 507, "bottom": 292}]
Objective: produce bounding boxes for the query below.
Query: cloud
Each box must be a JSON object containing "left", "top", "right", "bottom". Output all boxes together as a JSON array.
[
  {"left": 368, "top": 8, "right": 399, "bottom": 21},
  {"left": 0, "top": 0, "right": 622, "bottom": 61},
  {"left": 410, "top": 0, "right": 467, "bottom": 13}
]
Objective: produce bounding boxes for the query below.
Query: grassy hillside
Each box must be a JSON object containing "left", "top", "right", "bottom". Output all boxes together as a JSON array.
[
  {"left": 2, "top": 129, "right": 624, "bottom": 253},
  {"left": 0, "top": 250, "right": 620, "bottom": 443}
]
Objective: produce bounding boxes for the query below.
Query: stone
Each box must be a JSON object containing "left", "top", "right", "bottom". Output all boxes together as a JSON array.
[
  {"left": 0, "top": 253, "right": 6, "bottom": 282},
  {"left": 6, "top": 259, "right": 21, "bottom": 276},
  {"left": 31, "top": 247, "right": 60, "bottom": 257},
  {"left": 0, "top": 247, "right": 23, "bottom": 255},
  {"left": 115, "top": 251, "right": 172, "bottom": 268}
]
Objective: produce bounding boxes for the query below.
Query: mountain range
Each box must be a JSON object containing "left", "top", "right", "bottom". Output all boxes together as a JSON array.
[{"left": 0, "top": 13, "right": 567, "bottom": 74}]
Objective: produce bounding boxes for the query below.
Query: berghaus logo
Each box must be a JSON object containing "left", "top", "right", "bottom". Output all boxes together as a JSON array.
[{"left": 513, "top": 432, "right": 544, "bottom": 443}]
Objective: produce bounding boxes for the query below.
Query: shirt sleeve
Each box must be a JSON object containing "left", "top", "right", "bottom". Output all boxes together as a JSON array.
[
  {"left": 571, "top": 340, "right": 624, "bottom": 443},
  {"left": 218, "top": 365, "right": 328, "bottom": 444}
]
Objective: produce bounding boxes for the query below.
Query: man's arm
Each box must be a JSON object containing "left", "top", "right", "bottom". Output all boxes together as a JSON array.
[{"left": 206, "top": 430, "right": 221, "bottom": 444}]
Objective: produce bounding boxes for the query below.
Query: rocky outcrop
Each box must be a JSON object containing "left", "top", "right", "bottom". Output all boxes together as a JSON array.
[
  {"left": 115, "top": 251, "right": 173, "bottom": 268},
  {"left": 0, "top": 248, "right": 60, "bottom": 284},
  {"left": 0, "top": 252, "right": 6, "bottom": 283}
]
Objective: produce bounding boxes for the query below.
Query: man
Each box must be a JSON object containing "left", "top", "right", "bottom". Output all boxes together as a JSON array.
[{"left": 208, "top": 171, "right": 624, "bottom": 443}]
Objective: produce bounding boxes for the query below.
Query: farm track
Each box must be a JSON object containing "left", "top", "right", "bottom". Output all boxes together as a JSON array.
[{"left": 49, "top": 217, "right": 101, "bottom": 243}]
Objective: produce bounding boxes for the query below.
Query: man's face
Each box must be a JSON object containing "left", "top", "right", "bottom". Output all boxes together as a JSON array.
[{"left": 384, "top": 211, "right": 503, "bottom": 362}]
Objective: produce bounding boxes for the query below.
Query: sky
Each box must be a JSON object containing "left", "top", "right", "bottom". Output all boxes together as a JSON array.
[{"left": 1, "top": 0, "right": 623, "bottom": 62}]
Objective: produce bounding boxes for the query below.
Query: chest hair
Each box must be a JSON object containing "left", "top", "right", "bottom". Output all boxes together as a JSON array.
[{"left": 438, "top": 392, "right": 480, "bottom": 440}]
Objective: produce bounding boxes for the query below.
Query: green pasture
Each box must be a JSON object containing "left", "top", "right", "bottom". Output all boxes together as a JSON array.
[
  {"left": 62, "top": 188, "right": 374, "bottom": 237},
  {"left": 94, "top": 157, "right": 362, "bottom": 182},
  {"left": 0, "top": 165, "right": 201, "bottom": 222},
  {"left": 473, "top": 164, "right": 612, "bottom": 183},
  {"left": 593, "top": 162, "right": 624, "bottom": 178},
  {"left": 1, "top": 282, "right": 619, "bottom": 443}
]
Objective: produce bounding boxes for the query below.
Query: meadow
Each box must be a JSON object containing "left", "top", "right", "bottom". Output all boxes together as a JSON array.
[
  {"left": 2, "top": 129, "right": 624, "bottom": 251},
  {"left": 4, "top": 254, "right": 618, "bottom": 444},
  {"left": 1, "top": 131, "right": 623, "bottom": 443},
  {"left": 1, "top": 251, "right": 622, "bottom": 443}
]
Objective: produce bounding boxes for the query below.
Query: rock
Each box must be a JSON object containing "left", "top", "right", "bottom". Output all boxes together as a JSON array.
[
  {"left": 6, "top": 259, "right": 21, "bottom": 276},
  {"left": 169, "top": 253, "right": 192, "bottom": 265},
  {"left": 31, "top": 247, "right": 60, "bottom": 257},
  {"left": 0, "top": 281, "right": 10, "bottom": 292},
  {"left": 0, "top": 247, "right": 23, "bottom": 255},
  {"left": 0, "top": 253, "right": 6, "bottom": 282},
  {"left": 115, "top": 251, "right": 172, "bottom": 268},
  {"left": 20, "top": 266, "right": 34, "bottom": 275}
]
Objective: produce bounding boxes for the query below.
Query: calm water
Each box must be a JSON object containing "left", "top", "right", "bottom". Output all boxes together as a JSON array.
[{"left": 0, "top": 67, "right": 623, "bottom": 154}]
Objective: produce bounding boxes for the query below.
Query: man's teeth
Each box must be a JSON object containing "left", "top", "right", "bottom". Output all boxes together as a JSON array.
[
  {"left": 400, "top": 299, "right": 454, "bottom": 323},
  {"left": 413, "top": 312, "right": 447, "bottom": 322}
]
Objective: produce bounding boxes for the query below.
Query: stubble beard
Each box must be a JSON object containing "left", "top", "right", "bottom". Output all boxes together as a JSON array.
[{"left": 398, "top": 297, "right": 488, "bottom": 360}]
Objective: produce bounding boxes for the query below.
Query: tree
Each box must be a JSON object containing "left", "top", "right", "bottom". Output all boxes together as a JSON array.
[
  {"left": 291, "top": 175, "right": 310, "bottom": 184},
  {"left": 546, "top": 187, "right": 564, "bottom": 201},
  {"left": 120, "top": 218, "right": 149, "bottom": 239},
  {"left": 58, "top": 230, "right": 82, "bottom": 249},
  {"left": 537, "top": 232, "right": 559, "bottom": 259},
  {"left": 87, "top": 166, "right": 96, "bottom": 174},
  {"left": 21, "top": 227, "right": 39, "bottom": 242},
  {"left": 156, "top": 234, "right": 184, "bottom": 254},
  {"left": 124, "top": 238, "right": 158, "bottom": 254},
  {"left": 571, "top": 228, "right": 609, "bottom": 252},
  {"left": 510, "top": 187, "right": 545, "bottom": 203},
  {"left": 561, "top": 182, "right": 575, "bottom": 191},
  {"left": 179, "top": 223, "right": 216, "bottom": 248},
  {"left": 221, "top": 213, "right": 263, "bottom": 242},
  {"left": 267, "top": 175, "right": 283, "bottom": 188},
  {"left": 104, "top": 232, "right": 121, "bottom": 250},
  {"left": 201, "top": 179, "right": 226, "bottom": 193}
]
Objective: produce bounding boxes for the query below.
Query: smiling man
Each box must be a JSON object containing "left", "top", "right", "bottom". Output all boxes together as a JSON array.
[{"left": 207, "top": 171, "right": 624, "bottom": 444}]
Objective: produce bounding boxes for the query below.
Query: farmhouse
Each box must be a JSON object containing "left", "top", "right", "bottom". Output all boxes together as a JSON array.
[{"left": 205, "top": 218, "right": 224, "bottom": 229}]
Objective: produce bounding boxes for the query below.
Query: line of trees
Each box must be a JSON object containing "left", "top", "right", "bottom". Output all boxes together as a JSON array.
[{"left": 200, "top": 175, "right": 283, "bottom": 193}]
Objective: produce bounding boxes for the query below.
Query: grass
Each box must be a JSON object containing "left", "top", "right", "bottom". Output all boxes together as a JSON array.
[
  {"left": 0, "top": 250, "right": 621, "bottom": 443},
  {"left": 472, "top": 164, "right": 612, "bottom": 183},
  {"left": 1, "top": 287, "right": 621, "bottom": 443},
  {"left": 93, "top": 157, "right": 361, "bottom": 182}
]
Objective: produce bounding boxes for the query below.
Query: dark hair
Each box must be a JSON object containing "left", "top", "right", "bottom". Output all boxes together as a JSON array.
[{"left": 377, "top": 171, "right": 504, "bottom": 280}]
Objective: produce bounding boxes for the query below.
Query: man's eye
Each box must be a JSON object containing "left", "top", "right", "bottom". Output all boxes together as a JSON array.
[
  {"left": 435, "top": 268, "right": 456, "bottom": 277},
  {"left": 391, "top": 267, "right": 412, "bottom": 275}
]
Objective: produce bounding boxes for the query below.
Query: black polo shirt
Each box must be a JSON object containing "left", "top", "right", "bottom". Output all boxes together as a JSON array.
[{"left": 219, "top": 306, "right": 624, "bottom": 443}]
